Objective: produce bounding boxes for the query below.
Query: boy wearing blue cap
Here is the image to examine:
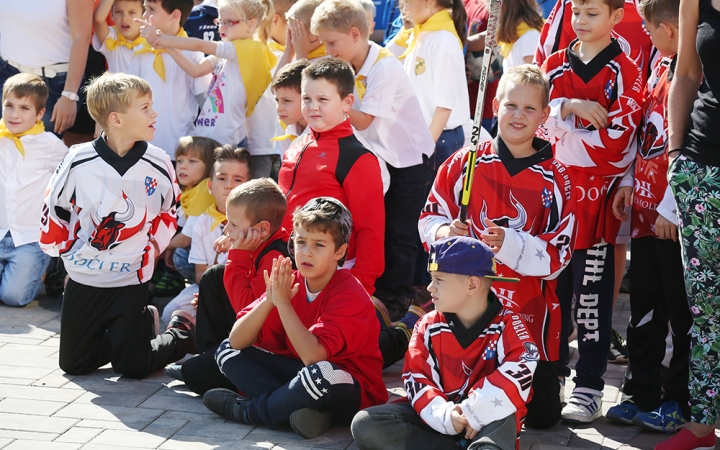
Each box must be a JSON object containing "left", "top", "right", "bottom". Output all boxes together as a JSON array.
[{"left": 352, "top": 236, "right": 538, "bottom": 450}]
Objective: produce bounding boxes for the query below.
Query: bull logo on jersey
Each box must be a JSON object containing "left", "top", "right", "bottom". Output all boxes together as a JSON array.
[
  {"left": 640, "top": 108, "right": 667, "bottom": 159},
  {"left": 89, "top": 192, "right": 146, "bottom": 251},
  {"left": 477, "top": 191, "right": 527, "bottom": 231},
  {"left": 520, "top": 342, "right": 539, "bottom": 362}
]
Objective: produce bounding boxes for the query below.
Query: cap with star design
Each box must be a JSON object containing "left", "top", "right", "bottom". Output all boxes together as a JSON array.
[{"left": 428, "top": 236, "right": 520, "bottom": 283}]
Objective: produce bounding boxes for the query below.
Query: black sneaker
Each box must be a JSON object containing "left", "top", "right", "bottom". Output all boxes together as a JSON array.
[
  {"left": 166, "top": 310, "right": 197, "bottom": 355},
  {"left": 608, "top": 329, "right": 628, "bottom": 364},
  {"left": 203, "top": 388, "right": 252, "bottom": 423},
  {"left": 164, "top": 363, "right": 184, "bottom": 381},
  {"left": 289, "top": 408, "right": 333, "bottom": 439}
]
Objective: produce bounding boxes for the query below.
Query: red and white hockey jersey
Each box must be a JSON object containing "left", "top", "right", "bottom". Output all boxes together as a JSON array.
[
  {"left": 40, "top": 138, "right": 179, "bottom": 287},
  {"left": 419, "top": 138, "right": 575, "bottom": 361},
  {"left": 403, "top": 297, "right": 538, "bottom": 450},
  {"left": 541, "top": 40, "right": 642, "bottom": 249},
  {"left": 534, "top": 0, "right": 655, "bottom": 81},
  {"left": 631, "top": 56, "right": 676, "bottom": 239}
]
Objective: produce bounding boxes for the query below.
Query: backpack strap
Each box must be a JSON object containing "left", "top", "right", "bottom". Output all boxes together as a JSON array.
[{"left": 255, "top": 238, "right": 290, "bottom": 271}]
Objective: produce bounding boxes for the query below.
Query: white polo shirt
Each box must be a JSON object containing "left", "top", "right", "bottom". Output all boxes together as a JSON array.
[
  {"left": 188, "top": 212, "right": 228, "bottom": 266},
  {"left": 502, "top": 30, "right": 541, "bottom": 72},
  {"left": 0, "top": 132, "right": 68, "bottom": 246},
  {"left": 92, "top": 27, "right": 141, "bottom": 73},
  {"left": 127, "top": 48, "right": 210, "bottom": 159},
  {"left": 246, "top": 44, "right": 284, "bottom": 156},
  {"left": 353, "top": 41, "right": 434, "bottom": 168},
  {"left": 390, "top": 30, "right": 471, "bottom": 132}
]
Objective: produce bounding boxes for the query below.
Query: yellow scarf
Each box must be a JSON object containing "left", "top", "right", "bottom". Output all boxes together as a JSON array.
[
  {"left": 134, "top": 28, "right": 188, "bottom": 82},
  {"left": 179, "top": 177, "right": 215, "bottom": 217},
  {"left": 271, "top": 133, "right": 298, "bottom": 142},
  {"left": 232, "top": 39, "right": 278, "bottom": 117},
  {"left": 391, "top": 26, "right": 413, "bottom": 49},
  {"left": 205, "top": 204, "right": 227, "bottom": 231},
  {"left": 308, "top": 44, "right": 327, "bottom": 60},
  {"left": 498, "top": 22, "right": 534, "bottom": 58},
  {"left": 399, "top": 10, "right": 462, "bottom": 60},
  {"left": 0, "top": 119, "right": 44, "bottom": 158},
  {"left": 355, "top": 47, "right": 394, "bottom": 101},
  {"left": 267, "top": 39, "right": 285, "bottom": 53},
  {"left": 105, "top": 26, "right": 146, "bottom": 51}
]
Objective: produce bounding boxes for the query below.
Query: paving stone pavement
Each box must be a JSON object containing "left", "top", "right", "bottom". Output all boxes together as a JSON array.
[{"left": 0, "top": 293, "right": 716, "bottom": 449}]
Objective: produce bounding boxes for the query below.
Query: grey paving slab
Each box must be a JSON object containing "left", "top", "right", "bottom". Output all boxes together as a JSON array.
[
  {"left": 136, "top": 392, "right": 211, "bottom": 415},
  {"left": 3, "top": 441, "right": 81, "bottom": 450},
  {"left": 55, "top": 427, "right": 104, "bottom": 444},
  {"left": 54, "top": 404, "right": 164, "bottom": 427},
  {"left": 142, "top": 418, "right": 190, "bottom": 439},
  {"left": 0, "top": 385, "right": 83, "bottom": 403},
  {"left": 0, "top": 344, "right": 58, "bottom": 358},
  {"left": 87, "top": 429, "right": 168, "bottom": 449},
  {"left": 0, "top": 411, "right": 78, "bottom": 433},
  {"left": 0, "top": 365, "right": 55, "bottom": 380},
  {"left": 0, "top": 439, "right": 12, "bottom": 449},
  {"left": 73, "top": 391, "right": 155, "bottom": 408},
  {"left": 0, "top": 429, "right": 59, "bottom": 441},
  {"left": 0, "top": 397, "right": 67, "bottom": 416},
  {"left": 159, "top": 436, "right": 274, "bottom": 450},
  {"left": 242, "top": 425, "right": 352, "bottom": 449}
]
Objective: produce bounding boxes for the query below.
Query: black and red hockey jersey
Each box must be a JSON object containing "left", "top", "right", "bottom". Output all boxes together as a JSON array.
[
  {"left": 631, "top": 56, "right": 675, "bottom": 239},
  {"left": 403, "top": 296, "right": 538, "bottom": 450},
  {"left": 534, "top": 0, "right": 655, "bottom": 81},
  {"left": 419, "top": 138, "right": 575, "bottom": 361},
  {"left": 40, "top": 138, "right": 179, "bottom": 287},
  {"left": 541, "top": 40, "right": 642, "bottom": 249}
]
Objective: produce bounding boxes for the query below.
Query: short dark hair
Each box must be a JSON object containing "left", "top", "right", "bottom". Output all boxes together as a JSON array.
[
  {"left": 175, "top": 136, "right": 220, "bottom": 184},
  {"left": 301, "top": 58, "right": 355, "bottom": 99},
  {"left": 638, "top": 0, "right": 679, "bottom": 26},
  {"left": 212, "top": 144, "right": 253, "bottom": 178},
  {"left": 226, "top": 178, "right": 287, "bottom": 233},
  {"left": 2, "top": 73, "right": 48, "bottom": 112},
  {"left": 146, "top": 0, "right": 194, "bottom": 24},
  {"left": 272, "top": 59, "right": 310, "bottom": 94},
  {"left": 574, "top": 0, "right": 624, "bottom": 11}
]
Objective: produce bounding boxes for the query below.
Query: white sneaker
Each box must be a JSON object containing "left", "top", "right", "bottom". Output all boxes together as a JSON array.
[
  {"left": 148, "top": 305, "right": 160, "bottom": 337},
  {"left": 561, "top": 387, "right": 603, "bottom": 423},
  {"left": 559, "top": 376, "right": 566, "bottom": 405}
]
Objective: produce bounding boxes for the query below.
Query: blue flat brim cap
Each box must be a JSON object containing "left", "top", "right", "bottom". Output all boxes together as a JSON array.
[{"left": 428, "top": 236, "right": 520, "bottom": 283}]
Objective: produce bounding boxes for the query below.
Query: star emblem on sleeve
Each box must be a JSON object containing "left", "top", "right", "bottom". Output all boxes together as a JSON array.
[
  {"left": 492, "top": 397, "right": 503, "bottom": 407},
  {"left": 535, "top": 249, "right": 545, "bottom": 260}
]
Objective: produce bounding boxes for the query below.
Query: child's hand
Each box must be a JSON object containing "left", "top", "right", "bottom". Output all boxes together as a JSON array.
[
  {"left": 265, "top": 257, "right": 299, "bottom": 307},
  {"left": 289, "top": 19, "right": 312, "bottom": 59},
  {"left": 562, "top": 99, "right": 608, "bottom": 129},
  {"left": 284, "top": 26, "right": 295, "bottom": 57},
  {"left": 231, "top": 228, "right": 264, "bottom": 252},
  {"left": 655, "top": 214, "right": 678, "bottom": 242},
  {"left": 191, "top": 292, "right": 199, "bottom": 310},
  {"left": 214, "top": 234, "right": 234, "bottom": 253},
  {"left": 480, "top": 218, "right": 505, "bottom": 253},
  {"left": 612, "top": 186, "right": 633, "bottom": 221},
  {"left": 136, "top": 17, "right": 162, "bottom": 47},
  {"left": 435, "top": 219, "right": 470, "bottom": 240},
  {"left": 164, "top": 248, "right": 176, "bottom": 269},
  {"left": 450, "top": 405, "right": 468, "bottom": 434}
]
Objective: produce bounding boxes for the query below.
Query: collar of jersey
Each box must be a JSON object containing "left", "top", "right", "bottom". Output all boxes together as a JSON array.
[
  {"left": 443, "top": 291, "right": 503, "bottom": 349},
  {"left": 495, "top": 136, "right": 553, "bottom": 177},
  {"left": 310, "top": 116, "right": 354, "bottom": 141},
  {"left": 566, "top": 38, "right": 623, "bottom": 84},
  {"left": 93, "top": 135, "right": 148, "bottom": 176}
]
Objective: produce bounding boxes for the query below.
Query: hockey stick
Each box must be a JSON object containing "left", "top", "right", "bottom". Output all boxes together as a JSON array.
[{"left": 460, "top": 0, "right": 502, "bottom": 222}]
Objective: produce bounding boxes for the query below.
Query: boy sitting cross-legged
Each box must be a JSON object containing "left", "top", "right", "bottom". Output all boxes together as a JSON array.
[
  {"left": 40, "top": 72, "right": 196, "bottom": 379},
  {"left": 352, "top": 236, "right": 539, "bottom": 450},
  {"left": 202, "top": 197, "right": 387, "bottom": 439}
]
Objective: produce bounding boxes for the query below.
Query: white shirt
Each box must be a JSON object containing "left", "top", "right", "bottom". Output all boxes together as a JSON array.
[
  {"left": 92, "top": 27, "right": 140, "bottom": 73},
  {"left": 389, "top": 30, "right": 471, "bottom": 132},
  {"left": 0, "top": 132, "right": 68, "bottom": 246},
  {"left": 273, "top": 122, "right": 307, "bottom": 156},
  {"left": 502, "top": 30, "right": 541, "bottom": 72},
  {"left": 127, "top": 48, "right": 210, "bottom": 159},
  {"left": 246, "top": 45, "right": 283, "bottom": 156},
  {"left": 195, "top": 41, "right": 248, "bottom": 146},
  {"left": 0, "top": 0, "right": 72, "bottom": 67},
  {"left": 188, "top": 212, "right": 228, "bottom": 266},
  {"left": 353, "top": 42, "right": 434, "bottom": 168}
]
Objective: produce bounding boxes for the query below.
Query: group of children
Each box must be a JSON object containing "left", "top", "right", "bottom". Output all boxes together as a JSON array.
[{"left": 0, "top": 0, "right": 701, "bottom": 447}]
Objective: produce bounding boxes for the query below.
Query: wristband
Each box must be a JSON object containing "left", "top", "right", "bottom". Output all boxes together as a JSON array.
[
  {"left": 668, "top": 149, "right": 683, "bottom": 156},
  {"left": 61, "top": 90, "right": 79, "bottom": 101}
]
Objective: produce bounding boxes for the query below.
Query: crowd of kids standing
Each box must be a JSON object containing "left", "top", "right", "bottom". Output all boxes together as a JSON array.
[{"left": 0, "top": 0, "right": 719, "bottom": 447}]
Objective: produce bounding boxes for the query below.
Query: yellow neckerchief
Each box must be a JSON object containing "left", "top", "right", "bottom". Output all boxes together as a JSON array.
[
  {"left": 0, "top": 119, "right": 44, "bottom": 158},
  {"left": 134, "top": 28, "right": 188, "bottom": 81},
  {"left": 391, "top": 26, "right": 413, "bottom": 49},
  {"left": 498, "top": 22, "right": 535, "bottom": 58},
  {"left": 399, "top": 9, "right": 462, "bottom": 60},
  {"left": 105, "top": 26, "right": 146, "bottom": 51},
  {"left": 205, "top": 203, "right": 227, "bottom": 231},
  {"left": 232, "top": 39, "right": 278, "bottom": 117},
  {"left": 308, "top": 44, "right": 327, "bottom": 60},
  {"left": 355, "top": 46, "right": 394, "bottom": 101},
  {"left": 267, "top": 39, "right": 285, "bottom": 53},
  {"left": 179, "top": 177, "right": 215, "bottom": 217},
  {"left": 271, "top": 120, "right": 296, "bottom": 142}
]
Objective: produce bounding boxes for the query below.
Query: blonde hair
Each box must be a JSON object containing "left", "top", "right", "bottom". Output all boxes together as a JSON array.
[
  {"left": 272, "top": 0, "right": 297, "bottom": 18},
  {"left": 286, "top": 0, "right": 325, "bottom": 29},
  {"left": 496, "top": 64, "right": 550, "bottom": 108},
  {"left": 638, "top": 0, "right": 679, "bottom": 27},
  {"left": 218, "top": 0, "right": 272, "bottom": 39},
  {"left": 85, "top": 72, "right": 152, "bottom": 130},
  {"left": 2, "top": 73, "right": 48, "bottom": 113},
  {"left": 357, "top": 0, "right": 375, "bottom": 18},
  {"left": 310, "top": 0, "right": 369, "bottom": 39}
]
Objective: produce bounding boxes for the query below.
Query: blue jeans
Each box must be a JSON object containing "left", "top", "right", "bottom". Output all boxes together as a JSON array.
[
  {"left": 434, "top": 125, "right": 465, "bottom": 166},
  {"left": 0, "top": 234, "right": 51, "bottom": 307},
  {"left": 0, "top": 58, "right": 69, "bottom": 136},
  {"left": 172, "top": 247, "right": 195, "bottom": 281}
]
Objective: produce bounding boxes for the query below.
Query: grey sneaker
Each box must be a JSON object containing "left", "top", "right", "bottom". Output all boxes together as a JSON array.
[
  {"left": 148, "top": 305, "right": 160, "bottom": 336},
  {"left": 289, "top": 408, "right": 333, "bottom": 438}
]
